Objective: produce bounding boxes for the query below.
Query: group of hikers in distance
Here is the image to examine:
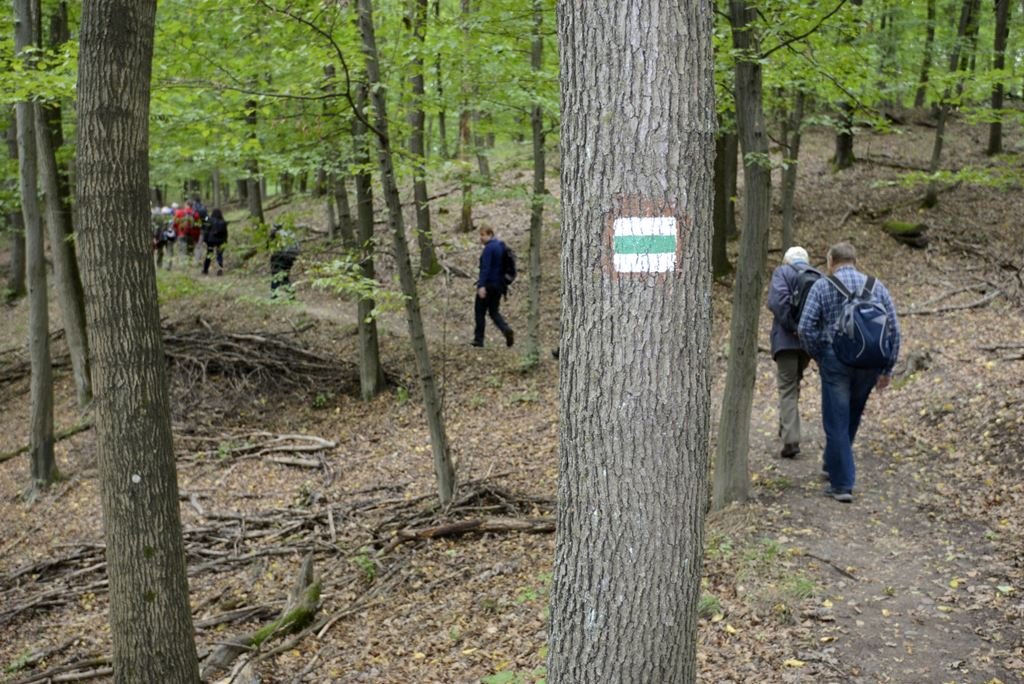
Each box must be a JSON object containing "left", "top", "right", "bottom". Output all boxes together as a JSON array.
[
  {"left": 768, "top": 241, "right": 901, "bottom": 503},
  {"left": 151, "top": 196, "right": 229, "bottom": 276}
]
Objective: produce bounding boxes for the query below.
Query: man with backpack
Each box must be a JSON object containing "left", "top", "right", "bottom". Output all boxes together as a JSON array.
[
  {"left": 798, "top": 242, "right": 901, "bottom": 503},
  {"left": 471, "top": 225, "right": 515, "bottom": 348},
  {"left": 767, "top": 246, "right": 819, "bottom": 460}
]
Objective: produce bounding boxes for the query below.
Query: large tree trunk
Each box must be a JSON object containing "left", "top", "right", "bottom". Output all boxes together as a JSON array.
[
  {"left": 987, "top": 0, "right": 1010, "bottom": 156},
  {"left": 914, "top": 0, "right": 937, "bottom": 108},
  {"left": 780, "top": 90, "right": 805, "bottom": 253},
  {"left": 833, "top": 101, "right": 855, "bottom": 170},
  {"left": 548, "top": 1, "right": 715, "bottom": 681},
  {"left": 712, "top": 130, "right": 732, "bottom": 279},
  {"left": 15, "top": 0, "right": 56, "bottom": 494},
  {"left": 34, "top": 103, "right": 92, "bottom": 410},
  {"left": 924, "top": 0, "right": 977, "bottom": 208},
  {"left": 408, "top": 0, "right": 440, "bottom": 276},
  {"left": 353, "top": 84, "right": 385, "bottom": 401},
  {"left": 5, "top": 115, "right": 26, "bottom": 300},
  {"left": 76, "top": 0, "right": 200, "bottom": 680},
  {"left": 358, "top": 0, "right": 456, "bottom": 506},
  {"left": 524, "top": 0, "right": 545, "bottom": 366},
  {"left": 712, "top": 0, "right": 772, "bottom": 510}
]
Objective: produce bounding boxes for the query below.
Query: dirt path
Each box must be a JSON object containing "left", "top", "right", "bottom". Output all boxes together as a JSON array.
[{"left": 748, "top": 364, "right": 1019, "bottom": 683}]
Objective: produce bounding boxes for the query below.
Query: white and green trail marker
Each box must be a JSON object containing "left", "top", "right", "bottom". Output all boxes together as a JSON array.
[{"left": 612, "top": 216, "right": 677, "bottom": 273}]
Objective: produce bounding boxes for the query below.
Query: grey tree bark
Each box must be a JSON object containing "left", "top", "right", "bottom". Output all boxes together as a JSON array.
[
  {"left": 987, "top": 0, "right": 1010, "bottom": 156},
  {"left": 5, "top": 115, "right": 26, "bottom": 300},
  {"left": 34, "top": 104, "right": 92, "bottom": 409},
  {"left": 358, "top": 0, "right": 456, "bottom": 506},
  {"left": 76, "top": 0, "right": 200, "bottom": 679},
  {"left": 524, "top": 0, "right": 545, "bottom": 366},
  {"left": 780, "top": 90, "right": 805, "bottom": 253},
  {"left": 914, "top": 0, "right": 937, "bottom": 108},
  {"left": 712, "top": 0, "right": 772, "bottom": 510},
  {"left": 408, "top": 0, "right": 440, "bottom": 276},
  {"left": 723, "top": 129, "right": 738, "bottom": 239},
  {"left": 833, "top": 102, "right": 855, "bottom": 170},
  {"left": 15, "top": 0, "right": 56, "bottom": 493},
  {"left": 244, "top": 99, "right": 264, "bottom": 224},
  {"left": 548, "top": 1, "right": 715, "bottom": 681},
  {"left": 332, "top": 174, "right": 356, "bottom": 246},
  {"left": 353, "top": 83, "right": 385, "bottom": 401}
]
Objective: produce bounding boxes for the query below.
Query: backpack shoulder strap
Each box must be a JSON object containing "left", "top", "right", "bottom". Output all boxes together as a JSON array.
[
  {"left": 826, "top": 274, "right": 853, "bottom": 299},
  {"left": 860, "top": 275, "right": 876, "bottom": 298}
]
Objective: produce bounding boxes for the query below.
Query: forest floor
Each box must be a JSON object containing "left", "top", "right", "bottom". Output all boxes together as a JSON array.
[{"left": 0, "top": 117, "right": 1022, "bottom": 684}]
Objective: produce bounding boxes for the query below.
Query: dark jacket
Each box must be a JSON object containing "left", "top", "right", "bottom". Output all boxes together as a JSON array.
[
  {"left": 205, "top": 217, "right": 228, "bottom": 246},
  {"left": 767, "top": 261, "right": 811, "bottom": 358},
  {"left": 477, "top": 238, "right": 506, "bottom": 290}
]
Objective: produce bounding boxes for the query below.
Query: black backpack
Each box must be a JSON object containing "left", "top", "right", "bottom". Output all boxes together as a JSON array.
[
  {"left": 827, "top": 275, "right": 895, "bottom": 369},
  {"left": 786, "top": 263, "right": 822, "bottom": 332},
  {"left": 501, "top": 242, "right": 517, "bottom": 288}
]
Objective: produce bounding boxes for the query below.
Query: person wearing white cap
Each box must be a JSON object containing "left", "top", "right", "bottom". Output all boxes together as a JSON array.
[{"left": 766, "top": 245, "right": 820, "bottom": 459}]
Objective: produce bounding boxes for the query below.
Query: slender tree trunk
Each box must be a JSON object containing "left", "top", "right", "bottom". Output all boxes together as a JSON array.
[
  {"left": 780, "top": 91, "right": 805, "bottom": 253},
  {"left": 34, "top": 103, "right": 92, "bottom": 409},
  {"left": 473, "top": 111, "right": 491, "bottom": 184},
  {"left": 925, "top": 0, "right": 976, "bottom": 207},
  {"left": 457, "top": 0, "right": 473, "bottom": 232},
  {"left": 712, "top": 132, "right": 732, "bottom": 279},
  {"left": 434, "top": 0, "right": 449, "bottom": 159},
  {"left": 987, "top": 0, "right": 1010, "bottom": 155},
  {"left": 324, "top": 173, "right": 337, "bottom": 238},
  {"left": 914, "top": 0, "right": 937, "bottom": 108},
  {"left": 409, "top": 0, "right": 440, "bottom": 276},
  {"left": 358, "top": 0, "right": 455, "bottom": 506},
  {"left": 333, "top": 174, "right": 355, "bottom": 245},
  {"left": 524, "top": 0, "right": 545, "bottom": 366},
  {"left": 76, "top": 0, "right": 200, "bottom": 679},
  {"left": 353, "top": 84, "right": 385, "bottom": 401},
  {"left": 713, "top": 0, "right": 772, "bottom": 510},
  {"left": 15, "top": 0, "right": 56, "bottom": 494},
  {"left": 212, "top": 167, "right": 221, "bottom": 209},
  {"left": 244, "top": 99, "right": 264, "bottom": 223},
  {"left": 548, "top": 1, "right": 715, "bottom": 681},
  {"left": 723, "top": 130, "right": 738, "bottom": 239},
  {"left": 5, "top": 115, "right": 27, "bottom": 300}
]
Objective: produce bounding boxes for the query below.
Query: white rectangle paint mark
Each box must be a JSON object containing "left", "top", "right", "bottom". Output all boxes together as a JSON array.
[{"left": 612, "top": 216, "right": 677, "bottom": 273}]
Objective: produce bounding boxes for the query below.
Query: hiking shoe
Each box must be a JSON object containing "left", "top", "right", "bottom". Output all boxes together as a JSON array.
[
  {"left": 470, "top": 341, "right": 484, "bottom": 348},
  {"left": 820, "top": 467, "right": 830, "bottom": 482},
  {"left": 780, "top": 443, "right": 801, "bottom": 459},
  {"left": 823, "top": 487, "right": 853, "bottom": 503},
  {"left": 504, "top": 329, "right": 515, "bottom": 348}
]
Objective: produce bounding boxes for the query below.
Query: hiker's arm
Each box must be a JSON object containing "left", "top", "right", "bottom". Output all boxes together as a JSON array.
[
  {"left": 797, "top": 285, "right": 824, "bottom": 359},
  {"left": 766, "top": 267, "right": 788, "bottom": 318}
]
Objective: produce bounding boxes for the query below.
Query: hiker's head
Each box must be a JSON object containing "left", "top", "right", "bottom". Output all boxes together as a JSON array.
[
  {"left": 211, "top": 208, "right": 224, "bottom": 221},
  {"left": 827, "top": 242, "right": 857, "bottom": 272},
  {"left": 478, "top": 225, "right": 494, "bottom": 245},
  {"left": 783, "top": 246, "right": 809, "bottom": 265},
  {"left": 185, "top": 199, "right": 194, "bottom": 208}
]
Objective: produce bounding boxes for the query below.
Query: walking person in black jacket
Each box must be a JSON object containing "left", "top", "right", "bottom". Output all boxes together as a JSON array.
[
  {"left": 202, "top": 208, "right": 229, "bottom": 275},
  {"left": 472, "top": 225, "right": 514, "bottom": 348}
]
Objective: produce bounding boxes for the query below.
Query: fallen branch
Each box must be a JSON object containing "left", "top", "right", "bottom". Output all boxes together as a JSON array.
[
  {"left": 6, "top": 656, "right": 111, "bottom": 684},
  {"left": 379, "top": 516, "right": 555, "bottom": 555},
  {"left": 0, "top": 420, "right": 93, "bottom": 464},
  {"left": 904, "top": 289, "right": 1002, "bottom": 316},
  {"left": 802, "top": 551, "right": 858, "bottom": 580}
]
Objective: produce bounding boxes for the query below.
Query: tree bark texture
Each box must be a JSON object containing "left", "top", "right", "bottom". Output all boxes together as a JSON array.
[
  {"left": 833, "top": 101, "right": 855, "bottom": 170},
  {"left": 359, "top": 0, "right": 456, "bottom": 509},
  {"left": 353, "top": 83, "right": 385, "bottom": 401},
  {"left": 15, "top": 0, "right": 56, "bottom": 491},
  {"left": 780, "top": 90, "right": 804, "bottom": 253},
  {"left": 987, "top": 0, "right": 1010, "bottom": 156},
  {"left": 712, "top": 0, "right": 772, "bottom": 510},
  {"left": 5, "top": 115, "right": 27, "bottom": 300},
  {"left": 524, "top": 0, "right": 545, "bottom": 366},
  {"left": 723, "top": 130, "right": 738, "bottom": 239},
  {"left": 76, "top": 0, "right": 200, "bottom": 680},
  {"left": 34, "top": 103, "right": 92, "bottom": 409},
  {"left": 549, "top": 1, "right": 715, "bottom": 682},
  {"left": 332, "top": 174, "right": 356, "bottom": 246},
  {"left": 914, "top": 0, "right": 936, "bottom": 108},
  {"left": 712, "top": 132, "right": 732, "bottom": 279},
  {"left": 408, "top": 0, "right": 440, "bottom": 276},
  {"left": 244, "top": 99, "right": 264, "bottom": 224}
]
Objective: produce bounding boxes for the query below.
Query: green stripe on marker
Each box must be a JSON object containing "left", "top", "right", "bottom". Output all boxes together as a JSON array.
[{"left": 613, "top": 235, "right": 676, "bottom": 255}]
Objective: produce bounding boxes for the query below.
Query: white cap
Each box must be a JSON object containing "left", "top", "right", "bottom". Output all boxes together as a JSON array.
[
  {"left": 171, "top": 202, "right": 179, "bottom": 209},
  {"left": 783, "top": 246, "right": 809, "bottom": 265}
]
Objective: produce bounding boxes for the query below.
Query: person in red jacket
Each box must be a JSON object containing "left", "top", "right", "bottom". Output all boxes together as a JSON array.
[{"left": 173, "top": 200, "right": 201, "bottom": 266}]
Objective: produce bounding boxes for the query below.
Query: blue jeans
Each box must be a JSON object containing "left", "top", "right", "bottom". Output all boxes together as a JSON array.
[{"left": 819, "top": 349, "right": 879, "bottom": 492}]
